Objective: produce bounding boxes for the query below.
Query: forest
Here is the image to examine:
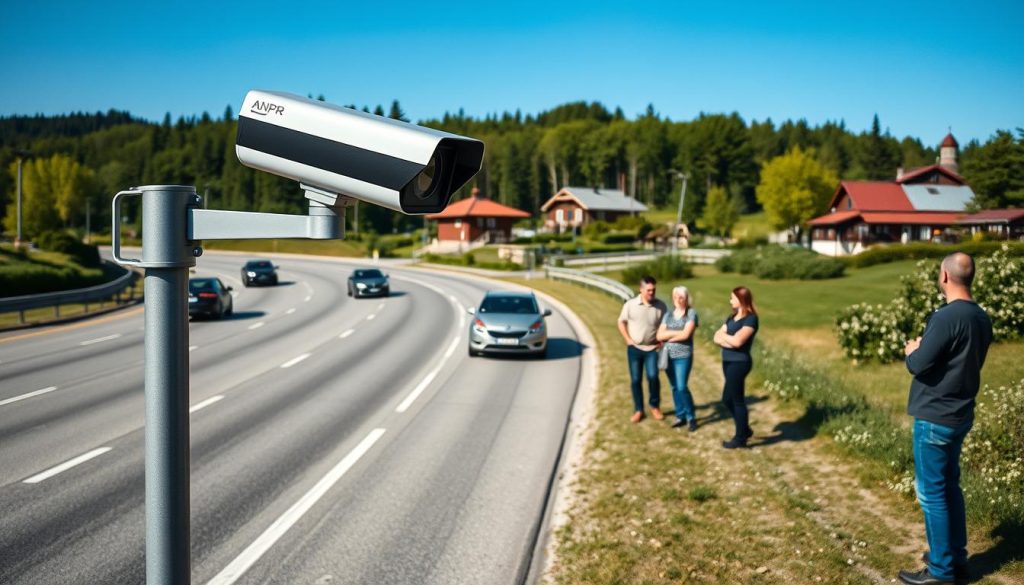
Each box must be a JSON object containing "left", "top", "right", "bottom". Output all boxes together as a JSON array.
[{"left": 2, "top": 98, "right": 1022, "bottom": 240}]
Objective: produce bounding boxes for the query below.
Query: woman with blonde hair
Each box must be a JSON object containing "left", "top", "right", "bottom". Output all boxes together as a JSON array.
[
  {"left": 657, "top": 285, "right": 699, "bottom": 431},
  {"left": 713, "top": 286, "right": 759, "bottom": 449}
]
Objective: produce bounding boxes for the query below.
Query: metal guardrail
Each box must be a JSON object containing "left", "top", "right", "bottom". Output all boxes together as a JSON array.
[
  {"left": 545, "top": 266, "right": 634, "bottom": 302},
  {"left": 0, "top": 262, "right": 141, "bottom": 325},
  {"left": 549, "top": 248, "right": 730, "bottom": 270}
]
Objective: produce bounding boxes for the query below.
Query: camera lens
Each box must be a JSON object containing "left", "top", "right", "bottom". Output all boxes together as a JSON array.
[{"left": 411, "top": 154, "right": 438, "bottom": 199}]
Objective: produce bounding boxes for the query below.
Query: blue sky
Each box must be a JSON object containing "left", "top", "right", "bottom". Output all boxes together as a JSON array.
[{"left": 1, "top": 0, "right": 1021, "bottom": 144}]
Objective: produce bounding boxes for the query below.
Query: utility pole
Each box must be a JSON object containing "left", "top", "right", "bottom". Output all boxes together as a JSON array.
[
  {"left": 667, "top": 169, "right": 689, "bottom": 255},
  {"left": 85, "top": 197, "right": 91, "bottom": 243}
]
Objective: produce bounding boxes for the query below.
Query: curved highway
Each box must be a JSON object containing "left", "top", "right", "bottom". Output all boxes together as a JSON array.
[{"left": 0, "top": 251, "right": 583, "bottom": 584}]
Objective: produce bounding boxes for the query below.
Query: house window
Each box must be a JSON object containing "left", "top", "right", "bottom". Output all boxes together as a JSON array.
[
  {"left": 574, "top": 209, "right": 583, "bottom": 223},
  {"left": 454, "top": 219, "right": 462, "bottom": 228},
  {"left": 487, "top": 218, "right": 496, "bottom": 228},
  {"left": 555, "top": 209, "right": 564, "bottom": 223},
  {"left": 477, "top": 218, "right": 483, "bottom": 227},
  {"left": 846, "top": 198, "right": 852, "bottom": 209}
]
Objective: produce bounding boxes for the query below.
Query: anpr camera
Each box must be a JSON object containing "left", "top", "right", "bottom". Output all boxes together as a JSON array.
[{"left": 235, "top": 90, "right": 484, "bottom": 214}]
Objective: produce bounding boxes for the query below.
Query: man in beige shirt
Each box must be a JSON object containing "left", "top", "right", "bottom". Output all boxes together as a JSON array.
[{"left": 618, "top": 275, "right": 668, "bottom": 423}]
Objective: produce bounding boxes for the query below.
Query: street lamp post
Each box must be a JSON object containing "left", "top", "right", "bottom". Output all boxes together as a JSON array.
[{"left": 667, "top": 169, "right": 689, "bottom": 255}]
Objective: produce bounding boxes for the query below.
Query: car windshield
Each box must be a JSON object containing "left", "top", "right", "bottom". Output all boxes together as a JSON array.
[
  {"left": 246, "top": 261, "right": 272, "bottom": 269},
  {"left": 479, "top": 296, "right": 538, "bottom": 314},
  {"left": 189, "top": 279, "right": 218, "bottom": 293},
  {"left": 354, "top": 269, "right": 383, "bottom": 279}
]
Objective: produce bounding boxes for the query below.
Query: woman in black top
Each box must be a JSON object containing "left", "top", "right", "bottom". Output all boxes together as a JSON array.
[{"left": 713, "top": 286, "right": 759, "bottom": 449}]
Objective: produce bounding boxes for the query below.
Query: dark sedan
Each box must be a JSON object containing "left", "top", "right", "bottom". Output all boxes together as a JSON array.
[
  {"left": 347, "top": 268, "right": 390, "bottom": 298},
  {"left": 241, "top": 259, "right": 278, "bottom": 286},
  {"left": 188, "top": 277, "right": 234, "bottom": 319}
]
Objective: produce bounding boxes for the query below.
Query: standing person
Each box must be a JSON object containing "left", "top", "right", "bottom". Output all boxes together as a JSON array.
[
  {"left": 713, "top": 286, "right": 758, "bottom": 449},
  {"left": 617, "top": 275, "right": 668, "bottom": 423},
  {"left": 657, "top": 285, "right": 699, "bottom": 431},
  {"left": 898, "top": 253, "right": 992, "bottom": 585}
]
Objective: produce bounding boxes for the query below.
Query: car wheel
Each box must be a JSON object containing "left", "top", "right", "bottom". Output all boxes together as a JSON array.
[
  {"left": 468, "top": 347, "right": 477, "bottom": 357},
  {"left": 347, "top": 286, "right": 352, "bottom": 297},
  {"left": 534, "top": 347, "right": 548, "bottom": 360},
  {"left": 271, "top": 276, "right": 278, "bottom": 286},
  {"left": 225, "top": 300, "right": 234, "bottom": 316}
]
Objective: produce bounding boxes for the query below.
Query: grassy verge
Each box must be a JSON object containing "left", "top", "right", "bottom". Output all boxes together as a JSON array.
[
  {"left": 200, "top": 239, "right": 366, "bottom": 257},
  {"left": 516, "top": 277, "right": 1022, "bottom": 584}
]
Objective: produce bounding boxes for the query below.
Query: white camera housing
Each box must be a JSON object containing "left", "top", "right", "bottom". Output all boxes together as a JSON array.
[{"left": 235, "top": 90, "right": 484, "bottom": 214}]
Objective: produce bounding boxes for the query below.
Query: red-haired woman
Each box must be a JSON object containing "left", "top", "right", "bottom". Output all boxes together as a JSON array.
[{"left": 713, "top": 286, "right": 759, "bottom": 449}]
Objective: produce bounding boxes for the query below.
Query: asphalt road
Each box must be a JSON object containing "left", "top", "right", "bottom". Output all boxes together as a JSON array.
[{"left": 0, "top": 251, "right": 583, "bottom": 584}]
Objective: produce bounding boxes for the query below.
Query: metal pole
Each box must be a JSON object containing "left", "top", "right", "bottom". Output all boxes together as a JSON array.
[
  {"left": 138, "top": 185, "right": 198, "bottom": 585},
  {"left": 16, "top": 157, "right": 23, "bottom": 247},
  {"left": 86, "top": 198, "right": 91, "bottom": 244},
  {"left": 672, "top": 173, "right": 688, "bottom": 255}
]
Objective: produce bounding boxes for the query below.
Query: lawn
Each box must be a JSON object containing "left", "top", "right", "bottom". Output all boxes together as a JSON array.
[
  {"left": 643, "top": 261, "right": 1024, "bottom": 415},
  {"left": 519, "top": 273, "right": 1023, "bottom": 583}
]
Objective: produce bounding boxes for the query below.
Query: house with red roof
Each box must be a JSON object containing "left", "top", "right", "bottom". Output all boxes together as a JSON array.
[
  {"left": 424, "top": 188, "right": 530, "bottom": 252},
  {"left": 808, "top": 133, "right": 986, "bottom": 255}
]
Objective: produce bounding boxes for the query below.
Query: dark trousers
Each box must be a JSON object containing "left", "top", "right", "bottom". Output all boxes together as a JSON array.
[
  {"left": 626, "top": 345, "right": 660, "bottom": 412},
  {"left": 721, "top": 359, "right": 752, "bottom": 440}
]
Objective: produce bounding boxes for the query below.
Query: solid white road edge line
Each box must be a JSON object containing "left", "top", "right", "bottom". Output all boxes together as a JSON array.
[
  {"left": 206, "top": 428, "right": 386, "bottom": 585},
  {"left": 280, "top": 353, "right": 310, "bottom": 369},
  {"left": 189, "top": 395, "right": 224, "bottom": 414},
  {"left": 395, "top": 336, "right": 460, "bottom": 413},
  {"left": 248, "top": 322, "right": 264, "bottom": 330},
  {"left": 79, "top": 333, "right": 122, "bottom": 346},
  {"left": 23, "top": 447, "right": 112, "bottom": 484},
  {"left": 0, "top": 386, "right": 58, "bottom": 407},
  {"left": 339, "top": 329, "right": 355, "bottom": 339}
]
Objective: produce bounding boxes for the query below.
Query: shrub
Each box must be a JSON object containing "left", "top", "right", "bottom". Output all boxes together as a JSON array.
[
  {"left": 599, "top": 232, "right": 636, "bottom": 244},
  {"left": 835, "top": 246, "right": 1024, "bottom": 363},
  {"left": 843, "top": 241, "right": 1024, "bottom": 268},
  {"left": 621, "top": 255, "right": 693, "bottom": 285},
  {"left": 715, "top": 246, "right": 845, "bottom": 280},
  {"left": 582, "top": 220, "right": 611, "bottom": 237},
  {"left": 35, "top": 230, "right": 101, "bottom": 267}
]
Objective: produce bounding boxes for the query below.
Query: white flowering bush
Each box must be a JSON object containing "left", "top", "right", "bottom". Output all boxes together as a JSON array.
[
  {"left": 835, "top": 246, "right": 1024, "bottom": 363},
  {"left": 960, "top": 379, "right": 1024, "bottom": 522}
]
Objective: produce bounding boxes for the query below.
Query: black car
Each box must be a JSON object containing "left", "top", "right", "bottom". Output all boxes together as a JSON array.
[
  {"left": 188, "top": 277, "right": 234, "bottom": 319},
  {"left": 241, "top": 259, "right": 278, "bottom": 286},
  {"left": 347, "top": 268, "right": 390, "bottom": 298}
]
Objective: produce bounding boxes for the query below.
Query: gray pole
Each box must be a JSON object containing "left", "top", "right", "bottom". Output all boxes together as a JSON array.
[
  {"left": 16, "top": 157, "right": 23, "bottom": 247},
  {"left": 669, "top": 170, "right": 689, "bottom": 255},
  {"left": 137, "top": 185, "right": 198, "bottom": 585}
]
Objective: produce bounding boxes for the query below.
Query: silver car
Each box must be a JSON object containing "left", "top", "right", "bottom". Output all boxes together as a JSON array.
[{"left": 467, "top": 291, "right": 551, "bottom": 358}]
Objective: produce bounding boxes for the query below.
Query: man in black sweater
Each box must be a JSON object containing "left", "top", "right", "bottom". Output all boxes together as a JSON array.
[{"left": 898, "top": 252, "right": 992, "bottom": 585}]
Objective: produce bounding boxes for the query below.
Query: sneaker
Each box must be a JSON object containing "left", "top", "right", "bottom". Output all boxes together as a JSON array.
[
  {"left": 688, "top": 420, "right": 698, "bottom": 433},
  {"left": 630, "top": 411, "right": 644, "bottom": 424},
  {"left": 650, "top": 407, "right": 665, "bottom": 421},
  {"left": 722, "top": 437, "right": 747, "bottom": 449},
  {"left": 897, "top": 567, "right": 953, "bottom": 584},
  {"left": 671, "top": 418, "right": 686, "bottom": 428}
]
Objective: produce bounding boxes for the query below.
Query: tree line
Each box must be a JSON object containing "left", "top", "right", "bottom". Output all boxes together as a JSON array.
[{"left": 2, "top": 100, "right": 1021, "bottom": 241}]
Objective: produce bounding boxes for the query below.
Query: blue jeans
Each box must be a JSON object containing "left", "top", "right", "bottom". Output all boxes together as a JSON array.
[
  {"left": 913, "top": 418, "right": 973, "bottom": 581},
  {"left": 665, "top": 355, "right": 695, "bottom": 421},
  {"left": 626, "top": 345, "right": 660, "bottom": 412}
]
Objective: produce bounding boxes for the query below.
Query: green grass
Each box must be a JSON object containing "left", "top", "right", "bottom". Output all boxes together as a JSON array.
[
  {"left": 201, "top": 239, "right": 366, "bottom": 257},
  {"left": 731, "top": 211, "right": 773, "bottom": 241},
  {"left": 518, "top": 277, "right": 1022, "bottom": 584},
  {"left": 656, "top": 260, "right": 1024, "bottom": 414}
]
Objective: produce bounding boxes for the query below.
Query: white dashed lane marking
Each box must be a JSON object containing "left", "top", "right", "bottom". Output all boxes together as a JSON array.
[
  {"left": 80, "top": 334, "right": 121, "bottom": 346},
  {"left": 23, "top": 447, "right": 112, "bottom": 484},
  {"left": 280, "top": 354, "right": 310, "bottom": 369},
  {"left": 0, "top": 386, "right": 57, "bottom": 407}
]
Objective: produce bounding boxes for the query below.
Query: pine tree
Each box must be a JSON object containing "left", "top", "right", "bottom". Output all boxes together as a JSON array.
[{"left": 388, "top": 100, "right": 409, "bottom": 122}]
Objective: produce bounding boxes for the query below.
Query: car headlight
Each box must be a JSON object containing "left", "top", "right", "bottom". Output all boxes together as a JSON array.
[
  {"left": 472, "top": 318, "right": 487, "bottom": 332},
  {"left": 529, "top": 319, "right": 544, "bottom": 332},
  {"left": 247, "top": 271, "right": 256, "bottom": 277},
  {"left": 356, "top": 282, "right": 367, "bottom": 289}
]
